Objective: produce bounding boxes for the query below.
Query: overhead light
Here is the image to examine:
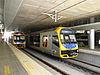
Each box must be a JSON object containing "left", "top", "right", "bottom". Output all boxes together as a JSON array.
[{"left": 76, "top": 30, "right": 85, "bottom": 33}]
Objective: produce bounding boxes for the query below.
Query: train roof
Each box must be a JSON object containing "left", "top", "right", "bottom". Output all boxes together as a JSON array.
[
  {"left": 13, "top": 32, "right": 25, "bottom": 35},
  {"left": 30, "top": 27, "right": 70, "bottom": 35}
]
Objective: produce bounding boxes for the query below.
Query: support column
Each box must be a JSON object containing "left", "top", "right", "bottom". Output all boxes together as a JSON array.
[{"left": 90, "top": 29, "right": 95, "bottom": 49}]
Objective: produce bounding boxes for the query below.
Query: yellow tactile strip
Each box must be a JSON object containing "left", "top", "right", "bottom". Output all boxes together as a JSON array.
[
  {"left": 8, "top": 44, "right": 53, "bottom": 75},
  {"left": 4, "top": 65, "right": 11, "bottom": 75}
]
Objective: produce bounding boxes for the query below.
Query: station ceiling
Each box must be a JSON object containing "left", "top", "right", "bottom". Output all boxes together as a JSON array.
[{"left": 3, "top": 0, "right": 100, "bottom": 32}]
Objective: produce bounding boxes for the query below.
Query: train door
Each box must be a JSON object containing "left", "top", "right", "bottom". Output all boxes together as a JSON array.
[{"left": 42, "top": 35, "right": 48, "bottom": 48}]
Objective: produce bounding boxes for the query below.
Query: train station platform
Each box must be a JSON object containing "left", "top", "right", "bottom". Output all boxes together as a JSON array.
[
  {"left": 79, "top": 46, "right": 100, "bottom": 56},
  {"left": 76, "top": 46, "right": 100, "bottom": 70},
  {"left": 0, "top": 41, "right": 53, "bottom": 75},
  {"left": 79, "top": 46, "right": 100, "bottom": 51}
]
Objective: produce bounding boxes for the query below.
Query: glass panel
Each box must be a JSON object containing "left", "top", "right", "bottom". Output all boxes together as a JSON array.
[
  {"left": 42, "top": 35, "right": 48, "bottom": 48},
  {"left": 17, "top": 37, "right": 20, "bottom": 40},
  {"left": 69, "top": 35, "right": 76, "bottom": 42},
  {"left": 65, "top": 36, "right": 69, "bottom": 40},
  {"left": 14, "top": 36, "right": 16, "bottom": 40},
  {"left": 60, "top": 34, "right": 77, "bottom": 44},
  {"left": 60, "top": 34, "right": 64, "bottom": 39},
  {"left": 20, "top": 36, "right": 25, "bottom": 40},
  {"left": 52, "top": 35, "right": 59, "bottom": 47},
  {"left": 14, "top": 35, "right": 25, "bottom": 41}
]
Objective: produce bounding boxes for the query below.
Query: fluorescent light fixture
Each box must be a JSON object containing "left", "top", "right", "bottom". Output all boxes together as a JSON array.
[{"left": 76, "top": 30, "right": 85, "bottom": 33}]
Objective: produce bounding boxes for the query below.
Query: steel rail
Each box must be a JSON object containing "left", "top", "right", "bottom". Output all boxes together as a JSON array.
[
  {"left": 62, "top": 58, "right": 100, "bottom": 74},
  {"left": 22, "top": 49, "right": 69, "bottom": 75}
]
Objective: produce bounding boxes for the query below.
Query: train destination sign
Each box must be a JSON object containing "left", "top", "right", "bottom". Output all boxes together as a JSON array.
[{"left": 60, "top": 29, "right": 73, "bottom": 34}]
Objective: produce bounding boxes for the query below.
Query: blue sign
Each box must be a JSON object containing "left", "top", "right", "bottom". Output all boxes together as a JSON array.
[{"left": 60, "top": 29, "right": 73, "bottom": 34}]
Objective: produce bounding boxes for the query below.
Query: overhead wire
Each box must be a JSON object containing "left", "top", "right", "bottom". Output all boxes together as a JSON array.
[
  {"left": 58, "top": 0, "right": 87, "bottom": 13},
  {"left": 29, "top": 0, "right": 87, "bottom": 26}
]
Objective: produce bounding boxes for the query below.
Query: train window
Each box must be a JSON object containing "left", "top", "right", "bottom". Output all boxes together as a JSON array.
[
  {"left": 30, "top": 36, "right": 34, "bottom": 45},
  {"left": 14, "top": 35, "right": 25, "bottom": 41},
  {"left": 52, "top": 35, "right": 59, "bottom": 47},
  {"left": 60, "top": 34, "right": 70, "bottom": 43},
  {"left": 42, "top": 35, "right": 48, "bottom": 48},
  {"left": 14, "top": 36, "right": 16, "bottom": 40},
  {"left": 65, "top": 36, "right": 69, "bottom": 40},
  {"left": 33, "top": 35, "right": 40, "bottom": 47},
  {"left": 69, "top": 35, "right": 76, "bottom": 42},
  {"left": 14, "top": 36, "right": 20, "bottom": 40},
  {"left": 60, "top": 34, "right": 64, "bottom": 39},
  {"left": 20, "top": 36, "right": 25, "bottom": 40},
  {"left": 17, "top": 37, "right": 20, "bottom": 40},
  {"left": 60, "top": 34, "right": 77, "bottom": 43}
]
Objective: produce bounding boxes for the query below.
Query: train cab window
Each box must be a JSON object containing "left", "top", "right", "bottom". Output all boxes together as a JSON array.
[
  {"left": 14, "top": 36, "right": 20, "bottom": 40},
  {"left": 52, "top": 35, "right": 59, "bottom": 47},
  {"left": 69, "top": 35, "right": 76, "bottom": 42},
  {"left": 60, "top": 34, "right": 77, "bottom": 44},
  {"left": 14, "top": 35, "right": 25, "bottom": 41},
  {"left": 42, "top": 35, "right": 48, "bottom": 48},
  {"left": 14, "top": 36, "right": 16, "bottom": 40},
  {"left": 20, "top": 36, "right": 25, "bottom": 40},
  {"left": 60, "top": 34, "right": 70, "bottom": 43}
]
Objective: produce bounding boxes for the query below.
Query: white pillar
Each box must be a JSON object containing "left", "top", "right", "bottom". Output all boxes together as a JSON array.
[{"left": 90, "top": 29, "right": 95, "bottom": 49}]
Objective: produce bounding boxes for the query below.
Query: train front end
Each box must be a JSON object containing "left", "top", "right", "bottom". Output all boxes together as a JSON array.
[
  {"left": 56, "top": 27, "right": 78, "bottom": 58},
  {"left": 13, "top": 32, "right": 26, "bottom": 48}
]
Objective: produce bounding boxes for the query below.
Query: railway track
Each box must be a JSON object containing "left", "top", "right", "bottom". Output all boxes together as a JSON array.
[
  {"left": 21, "top": 49, "right": 69, "bottom": 75},
  {"left": 71, "top": 58, "right": 100, "bottom": 69},
  {"left": 62, "top": 58, "right": 100, "bottom": 74},
  {"left": 21, "top": 48, "right": 100, "bottom": 75}
]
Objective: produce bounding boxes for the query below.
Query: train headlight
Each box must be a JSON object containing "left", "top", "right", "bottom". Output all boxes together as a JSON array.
[{"left": 76, "top": 50, "right": 79, "bottom": 53}]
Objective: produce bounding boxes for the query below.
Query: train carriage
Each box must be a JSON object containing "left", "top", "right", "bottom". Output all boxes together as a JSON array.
[
  {"left": 11, "top": 32, "right": 26, "bottom": 48},
  {"left": 28, "top": 27, "right": 78, "bottom": 58}
]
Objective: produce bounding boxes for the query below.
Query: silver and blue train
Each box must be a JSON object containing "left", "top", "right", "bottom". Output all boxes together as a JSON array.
[{"left": 27, "top": 27, "right": 79, "bottom": 58}]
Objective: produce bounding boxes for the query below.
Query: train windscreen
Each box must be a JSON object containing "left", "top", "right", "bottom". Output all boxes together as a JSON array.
[
  {"left": 60, "top": 29, "right": 77, "bottom": 44},
  {"left": 60, "top": 34, "right": 76, "bottom": 44},
  {"left": 14, "top": 35, "right": 25, "bottom": 41}
]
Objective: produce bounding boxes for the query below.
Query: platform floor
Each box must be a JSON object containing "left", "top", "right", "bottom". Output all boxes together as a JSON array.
[
  {"left": 0, "top": 42, "right": 53, "bottom": 75},
  {"left": 0, "top": 42, "right": 28, "bottom": 75},
  {"left": 0, "top": 41, "right": 53, "bottom": 75},
  {"left": 79, "top": 46, "right": 100, "bottom": 51}
]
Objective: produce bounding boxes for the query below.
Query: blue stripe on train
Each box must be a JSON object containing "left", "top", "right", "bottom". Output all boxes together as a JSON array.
[{"left": 62, "top": 43, "right": 77, "bottom": 49}]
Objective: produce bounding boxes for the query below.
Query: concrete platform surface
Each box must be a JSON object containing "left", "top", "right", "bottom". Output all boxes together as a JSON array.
[
  {"left": 0, "top": 42, "right": 28, "bottom": 75},
  {"left": 8, "top": 43, "right": 53, "bottom": 75},
  {"left": 0, "top": 42, "right": 53, "bottom": 75}
]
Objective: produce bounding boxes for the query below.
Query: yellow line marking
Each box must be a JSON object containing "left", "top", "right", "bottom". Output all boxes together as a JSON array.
[
  {"left": 27, "top": 64, "right": 34, "bottom": 70},
  {"left": 23, "top": 64, "right": 32, "bottom": 75},
  {"left": 9, "top": 44, "right": 53, "bottom": 75},
  {"left": 4, "top": 66, "right": 7, "bottom": 75},
  {"left": 4, "top": 65, "right": 10, "bottom": 75}
]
